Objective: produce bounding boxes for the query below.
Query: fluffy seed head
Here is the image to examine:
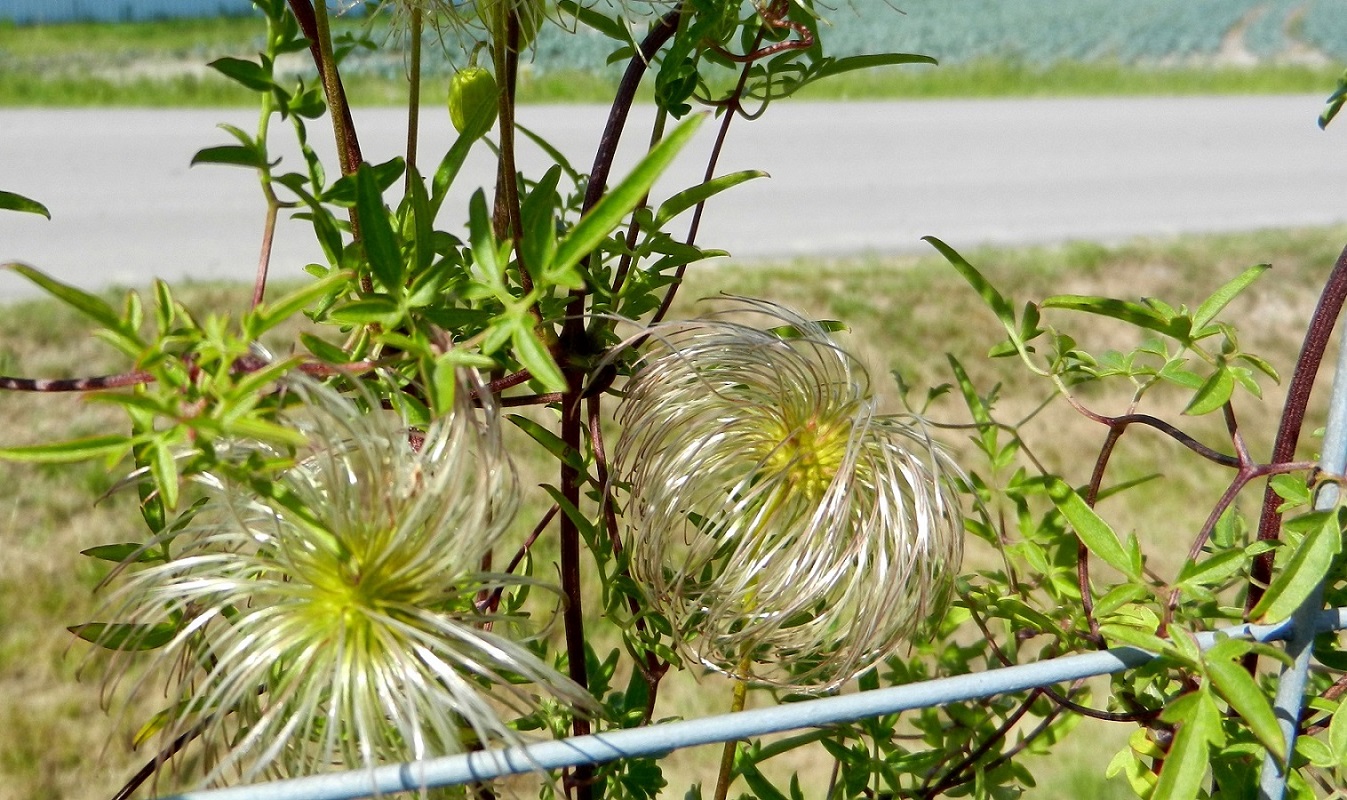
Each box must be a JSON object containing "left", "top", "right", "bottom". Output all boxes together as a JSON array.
[
  {"left": 615, "top": 299, "right": 964, "bottom": 690},
  {"left": 89, "top": 374, "right": 589, "bottom": 786}
]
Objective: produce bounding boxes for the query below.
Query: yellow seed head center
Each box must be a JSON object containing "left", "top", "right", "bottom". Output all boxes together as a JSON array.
[{"left": 763, "top": 415, "right": 849, "bottom": 499}]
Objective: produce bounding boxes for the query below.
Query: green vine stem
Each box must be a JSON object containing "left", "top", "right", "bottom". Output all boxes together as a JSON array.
[{"left": 712, "top": 670, "right": 751, "bottom": 800}]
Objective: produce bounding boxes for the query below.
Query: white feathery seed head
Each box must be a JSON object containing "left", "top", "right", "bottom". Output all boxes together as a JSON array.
[
  {"left": 614, "top": 299, "right": 964, "bottom": 691},
  {"left": 89, "top": 372, "right": 591, "bottom": 786}
]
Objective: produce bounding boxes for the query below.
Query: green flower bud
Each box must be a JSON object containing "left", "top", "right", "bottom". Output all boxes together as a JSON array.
[{"left": 448, "top": 66, "right": 499, "bottom": 141}]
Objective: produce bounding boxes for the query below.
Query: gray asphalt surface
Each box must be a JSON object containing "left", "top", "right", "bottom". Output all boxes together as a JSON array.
[{"left": 2, "top": 96, "right": 1347, "bottom": 301}]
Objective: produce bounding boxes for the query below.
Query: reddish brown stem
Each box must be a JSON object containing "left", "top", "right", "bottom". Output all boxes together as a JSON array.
[{"left": 1247, "top": 243, "right": 1347, "bottom": 618}]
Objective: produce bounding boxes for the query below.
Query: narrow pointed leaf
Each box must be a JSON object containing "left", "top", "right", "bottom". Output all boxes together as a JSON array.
[
  {"left": 1205, "top": 657, "right": 1285, "bottom": 761},
  {"left": 541, "top": 483, "right": 598, "bottom": 545},
  {"left": 249, "top": 270, "right": 351, "bottom": 335},
  {"left": 553, "top": 114, "right": 705, "bottom": 278},
  {"left": 508, "top": 414, "right": 587, "bottom": 473},
  {"left": 0, "top": 435, "right": 130, "bottom": 463},
  {"left": 655, "top": 170, "right": 768, "bottom": 226},
  {"left": 355, "top": 164, "right": 404, "bottom": 290},
  {"left": 69, "top": 621, "right": 178, "bottom": 651},
  {"left": 557, "top": 0, "right": 630, "bottom": 42},
  {"left": 513, "top": 324, "right": 566, "bottom": 394},
  {"left": 431, "top": 132, "right": 477, "bottom": 216},
  {"left": 521, "top": 166, "right": 562, "bottom": 282},
  {"left": 191, "top": 145, "right": 269, "bottom": 169},
  {"left": 5, "top": 263, "right": 122, "bottom": 330},
  {"left": 1192, "top": 264, "right": 1269, "bottom": 331},
  {"left": 80, "top": 543, "right": 163, "bottom": 564},
  {"left": 811, "top": 53, "right": 937, "bottom": 82},
  {"left": 517, "top": 123, "right": 579, "bottom": 181},
  {"left": 208, "top": 56, "right": 273, "bottom": 91},
  {"left": 406, "top": 165, "right": 434, "bottom": 274},
  {"left": 1152, "top": 690, "right": 1217, "bottom": 800},
  {"left": 468, "top": 189, "right": 503, "bottom": 289},
  {"left": 1042, "top": 294, "right": 1185, "bottom": 338},
  {"left": 927, "top": 236, "right": 1015, "bottom": 329},
  {"left": 0, "top": 190, "right": 50, "bottom": 219},
  {"left": 1330, "top": 701, "right": 1347, "bottom": 762},
  {"left": 1177, "top": 548, "right": 1247, "bottom": 589},
  {"left": 1045, "top": 476, "right": 1139, "bottom": 579},
  {"left": 1251, "top": 511, "right": 1341, "bottom": 623}
]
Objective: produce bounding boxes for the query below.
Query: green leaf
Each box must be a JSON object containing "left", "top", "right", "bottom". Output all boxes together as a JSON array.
[
  {"left": 468, "top": 189, "right": 504, "bottom": 289},
  {"left": 1205, "top": 655, "right": 1285, "bottom": 761},
  {"left": 1044, "top": 476, "right": 1140, "bottom": 579},
  {"left": 355, "top": 164, "right": 404, "bottom": 290},
  {"left": 513, "top": 323, "right": 566, "bottom": 394},
  {"left": 5, "top": 263, "right": 122, "bottom": 330},
  {"left": 0, "top": 189, "right": 50, "bottom": 219},
  {"left": 249, "top": 271, "right": 350, "bottom": 336},
  {"left": 1295, "top": 735, "right": 1335, "bottom": 768},
  {"left": 654, "top": 170, "right": 768, "bottom": 226},
  {"left": 1098, "top": 623, "right": 1170, "bottom": 656},
  {"left": 1177, "top": 548, "right": 1247, "bottom": 589},
  {"left": 0, "top": 435, "right": 130, "bottom": 464},
  {"left": 69, "top": 621, "right": 177, "bottom": 651},
  {"left": 521, "top": 166, "right": 562, "bottom": 283},
  {"left": 301, "top": 333, "right": 353, "bottom": 365},
  {"left": 558, "top": 0, "right": 631, "bottom": 42},
  {"left": 1093, "top": 583, "right": 1151, "bottom": 618},
  {"left": 149, "top": 437, "right": 181, "bottom": 511},
  {"left": 1251, "top": 511, "right": 1342, "bottom": 623},
  {"left": 1192, "top": 264, "right": 1269, "bottom": 331},
  {"left": 1153, "top": 688, "right": 1220, "bottom": 800},
  {"left": 927, "top": 236, "right": 1015, "bottom": 330},
  {"left": 1270, "top": 474, "right": 1312, "bottom": 512},
  {"left": 541, "top": 484, "right": 598, "bottom": 546},
  {"left": 552, "top": 114, "right": 705, "bottom": 279},
  {"left": 507, "top": 415, "right": 587, "bottom": 473},
  {"left": 1184, "top": 365, "right": 1235, "bottom": 415},
  {"left": 1042, "top": 294, "right": 1186, "bottom": 338},
  {"left": 811, "top": 52, "right": 938, "bottom": 83},
  {"left": 208, "top": 56, "right": 273, "bottom": 91},
  {"left": 190, "top": 144, "right": 269, "bottom": 169},
  {"left": 516, "top": 123, "right": 580, "bottom": 182},
  {"left": 430, "top": 132, "right": 477, "bottom": 216},
  {"left": 217, "top": 416, "right": 308, "bottom": 448},
  {"left": 405, "top": 165, "right": 434, "bottom": 274},
  {"left": 80, "top": 543, "right": 164, "bottom": 564},
  {"left": 1330, "top": 699, "right": 1347, "bottom": 763},
  {"left": 329, "top": 296, "right": 403, "bottom": 327},
  {"left": 738, "top": 761, "right": 790, "bottom": 800}
]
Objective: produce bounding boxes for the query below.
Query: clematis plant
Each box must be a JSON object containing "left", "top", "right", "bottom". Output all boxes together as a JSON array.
[{"left": 6, "top": 1, "right": 1343, "bottom": 799}]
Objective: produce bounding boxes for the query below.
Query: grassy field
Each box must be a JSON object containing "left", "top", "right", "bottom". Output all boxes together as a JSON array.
[
  {"left": 1, "top": 3, "right": 1345, "bottom": 107},
  {"left": 2, "top": 224, "right": 1345, "bottom": 798}
]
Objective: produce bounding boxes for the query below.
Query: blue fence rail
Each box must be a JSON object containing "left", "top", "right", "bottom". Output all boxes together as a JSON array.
[
  {"left": 0, "top": 0, "right": 252, "bottom": 25},
  {"left": 159, "top": 609, "right": 1347, "bottom": 800}
]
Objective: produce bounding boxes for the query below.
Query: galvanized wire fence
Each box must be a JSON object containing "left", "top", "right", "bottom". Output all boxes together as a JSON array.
[{"left": 152, "top": 281, "right": 1347, "bottom": 800}]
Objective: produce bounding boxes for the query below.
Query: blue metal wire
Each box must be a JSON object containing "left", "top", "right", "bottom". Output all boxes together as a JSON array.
[
  {"left": 158, "top": 608, "right": 1347, "bottom": 800},
  {"left": 1257, "top": 316, "right": 1347, "bottom": 800}
]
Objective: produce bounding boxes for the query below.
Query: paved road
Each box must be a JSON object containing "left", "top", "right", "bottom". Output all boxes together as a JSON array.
[{"left": 2, "top": 97, "right": 1347, "bottom": 300}]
